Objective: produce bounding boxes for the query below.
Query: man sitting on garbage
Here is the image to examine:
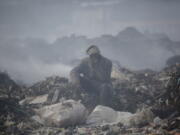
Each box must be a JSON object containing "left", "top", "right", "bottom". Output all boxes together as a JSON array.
[{"left": 70, "top": 45, "right": 113, "bottom": 106}]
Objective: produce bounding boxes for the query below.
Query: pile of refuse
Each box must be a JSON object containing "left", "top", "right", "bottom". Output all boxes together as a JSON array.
[
  {"left": 25, "top": 76, "right": 100, "bottom": 110},
  {"left": 0, "top": 71, "right": 23, "bottom": 99},
  {"left": 24, "top": 63, "right": 167, "bottom": 112},
  {"left": 0, "top": 64, "right": 179, "bottom": 135},
  {"left": 0, "top": 71, "right": 41, "bottom": 135}
]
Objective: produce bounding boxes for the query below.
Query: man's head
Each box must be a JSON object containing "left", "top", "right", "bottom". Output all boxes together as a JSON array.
[
  {"left": 86, "top": 45, "right": 100, "bottom": 56},
  {"left": 86, "top": 45, "right": 101, "bottom": 63}
]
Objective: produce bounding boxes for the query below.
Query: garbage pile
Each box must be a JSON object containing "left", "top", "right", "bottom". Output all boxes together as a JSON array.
[
  {"left": 111, "top": 64, "right": 166, "bottom": 112},
  {"left": 166, "top": 65, "right": 180, "bottom": 113},
  {"left": 25, "top": 76, "right": 68, "bottom": 96},
  {"left": 25, "top": 76, "right": 100, "bottom": 110},
  {"left": 151, "top": 64, "right": 180, "bottom": 133},
  {"left": 0, "top": 64, "right": 179, "bottom": 135},
  {"left": 0, "top": 97, "right": 41, "bottom": 135},
  {"left": 0, "top": 71, "right": 23, "bottom": 99},
  {"left": 0, "top": 72, "right": 41, "bottom": 135},
  {"left": 23, "top": 64, "right": 166, "bottom": 112}
]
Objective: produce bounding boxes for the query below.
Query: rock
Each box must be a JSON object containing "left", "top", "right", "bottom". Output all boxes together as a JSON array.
[{"left": 35, "top": 100, "right": 88, "bottom": 127}]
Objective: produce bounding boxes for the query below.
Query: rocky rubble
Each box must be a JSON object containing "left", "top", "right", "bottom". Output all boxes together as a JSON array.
[
  {"left": 0, "top": 71, "right": 41, "bottom": 135},
  {"left": 0, "top": 64, "right": 179, "bottom": 135},
  {"left": 0, "top": 71, "right": 23, "bottom": 99},
  {"left": 0, "top": 97, "right": 41, "bottom": 135},
  {"left": 111, "top": 64, "right": 166, "bottom": 112},
  {"left": 25, "top": 76, "right": 68, "bottom": 96}
]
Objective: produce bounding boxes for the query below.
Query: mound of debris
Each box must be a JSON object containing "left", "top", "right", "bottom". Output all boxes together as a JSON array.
[
  {"left": 30, "top": 64, "right": 179, "bottom": 135},
  {"left": 0, "top": 72, "right": 41, "bottom": 135},
  {"left": 23, "top": 63, "right": 174, "bottom": 113},
  {"left": 111, "top": 64, "right": 166, "bottom": 112},
  {"left": 25, "top": 78, "right": 99, "bottom": 110},
  {"left": 0, "top": 71, "right": 23, "bottom": 99},
  {"left": 26, "top": 76, "right": 68, "bottom": 96},
  {"left": 0, "top": 64, "right": 180, "bottom": 135},
  {"left": 0, "top": 97, "right": 41, "bottom": 135},
  {"left": 154, "top": 64, "right": 180, "bottom": 131}
]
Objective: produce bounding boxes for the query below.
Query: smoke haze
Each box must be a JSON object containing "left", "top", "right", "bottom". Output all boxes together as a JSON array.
[{"left": 0, "top": 0, "right": 180, "bottom": 85}]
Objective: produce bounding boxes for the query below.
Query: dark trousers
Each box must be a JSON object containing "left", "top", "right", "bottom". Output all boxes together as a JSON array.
[{"left": 80, "top": 77, "right": 112, "bottom": 106}]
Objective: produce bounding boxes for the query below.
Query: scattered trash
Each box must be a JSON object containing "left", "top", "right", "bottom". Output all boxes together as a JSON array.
[{"left": 0, "top": 64, "right": 179, "bottom": 134}]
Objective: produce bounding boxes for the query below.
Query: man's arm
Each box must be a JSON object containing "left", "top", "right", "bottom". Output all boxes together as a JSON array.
[
  {"left": 105, "top": 58, "right": 112, "bottom": 82},
  {"left": 107, "top": 60, "right": 112, "bottom": 79},
  {"left": 70, "top": 59, "right": 87, "bottom": 86},
  {"left": 70, "top": 66, "right": 81, "bottom": 86}
]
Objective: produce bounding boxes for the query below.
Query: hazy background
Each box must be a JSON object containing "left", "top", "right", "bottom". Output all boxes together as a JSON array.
[{"left": 0, "top": 0, "right": 180, "bottom": 85}]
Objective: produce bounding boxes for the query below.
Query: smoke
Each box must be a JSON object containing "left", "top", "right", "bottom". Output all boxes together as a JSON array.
[
  {"left": 0, "top": 0, "right": 180, "bottom": 85},
  {"left": 0, "top": 27, "right": 179, "bottom": 85},
  {"left": 1, "top": 59, "right": 72, "bottom": 85},
  {"left": 0, "top": 38, "right": 73, "bottom": 85},
  {"left": 0, "top": 56, "right": 72, "bottom": 85}
]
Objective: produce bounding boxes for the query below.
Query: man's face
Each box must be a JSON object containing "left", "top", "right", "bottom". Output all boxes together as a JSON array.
[{"left": 90, "top": 53, "right": 101, "bottom": 64}]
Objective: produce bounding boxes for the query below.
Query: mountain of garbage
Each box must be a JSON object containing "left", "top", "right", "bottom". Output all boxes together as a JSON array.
[{"left": 0, "top": 63, "right": 179, "bottom": 135}]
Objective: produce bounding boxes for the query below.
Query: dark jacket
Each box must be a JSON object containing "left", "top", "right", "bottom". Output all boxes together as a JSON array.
[{"left": 70, "top": 55, "right": 112, "bottom": 85}]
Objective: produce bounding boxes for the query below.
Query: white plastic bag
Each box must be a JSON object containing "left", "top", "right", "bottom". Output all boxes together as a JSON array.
[
  {"left": 87, "top": 105, "right": 133, "bottom": 125},
  {"left": 36, "top": 100, "right": 88, "bottom": 127}
]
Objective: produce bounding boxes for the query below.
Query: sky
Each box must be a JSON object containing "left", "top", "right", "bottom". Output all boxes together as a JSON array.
[
  {"left": 0, "top": 0, "right": 180, "bottom": 41},
  {"left": 0, "top": 0, "right": 180, "bottom": 85}
]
